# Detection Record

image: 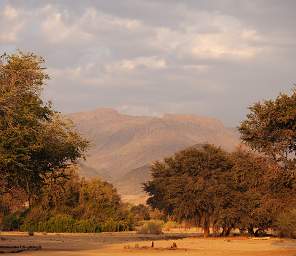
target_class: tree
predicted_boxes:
[145,144,296,237]
[0,52,88,206]
[239,88,296,170]
[218,149,277,236]
[130,204,150,224]
[21,169,132,233]
[144,144,233,237]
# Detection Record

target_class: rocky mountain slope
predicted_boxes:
[68,108,240,195]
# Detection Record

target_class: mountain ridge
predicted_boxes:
[68,108,240,196]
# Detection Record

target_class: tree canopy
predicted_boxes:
[18,169,132,233]
[0,52,88,205]
[144,144,296,236]
[239,88,296,169]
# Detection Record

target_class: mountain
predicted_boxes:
[115,164,151,195]
[68,108,240,197]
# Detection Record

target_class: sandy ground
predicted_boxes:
[1,232,296,256]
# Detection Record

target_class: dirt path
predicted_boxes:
[1,232,296,256]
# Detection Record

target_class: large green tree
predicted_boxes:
[0,52,88,205]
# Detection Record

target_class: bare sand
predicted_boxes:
[1,232,296,256]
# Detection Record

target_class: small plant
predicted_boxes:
[137,220,163,235]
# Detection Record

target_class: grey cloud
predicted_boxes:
[0,0,295,126]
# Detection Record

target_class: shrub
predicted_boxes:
[72,219,98,233]
[1,214,21,231]
[163,221,178,231]
[21,214,75,233]
[137,220,163,234]
[20,216,131,233]
[130,204,150,224]
[275,209,296,238]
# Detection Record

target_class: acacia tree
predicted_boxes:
[239,87,296,234]
[144,144,233,237]
[144,144,296,236]
[239,88,296,170]
[218,149,282,236]
[0,52,88,206]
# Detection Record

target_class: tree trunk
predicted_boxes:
[25,177,32,208]
[221,226,232,236]
[248,226,255,236]
[225,227,232,236]
[203,215,210,237]
[204,226,210,237]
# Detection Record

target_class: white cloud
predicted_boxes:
[0,5,24,43]
[151,11,264,61]
[3,5,18,19]
[40,5,93,44]
[105,56,167,73]
[40,6,142,44]
[190,33,260,60]
[80,8,141,31]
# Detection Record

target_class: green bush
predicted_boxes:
[20,215,131,233]
[21,214,75,233]
[1,214,21,231]
[275,209,296,238]
[137,220,163,234]
[72,219,99,233]
[101,219,130,232]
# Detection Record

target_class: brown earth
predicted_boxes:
[1,232,296,256]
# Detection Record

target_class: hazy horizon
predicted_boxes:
[1,0,295,126]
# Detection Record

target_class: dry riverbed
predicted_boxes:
[1,232,296,256]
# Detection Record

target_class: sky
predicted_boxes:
[0,0,295,126]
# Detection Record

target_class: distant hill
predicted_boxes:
[115,164,151,195]
[68,108,240,197]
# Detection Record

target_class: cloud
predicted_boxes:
[0,0,295,126]
[40,6,92,44]
[105,56,167,73]
[151,12,264,61]
[0,5,24,43]
[40,6,142,44]
[3,5,18,19]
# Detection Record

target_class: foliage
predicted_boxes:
[239,87,296,169]
[275,209,296,238]
[0,52,89,205]
[130,204,150,224]
[0,213,21,231]
[137,220,163,234]
[144,144,296,237]
[17,170,133,233]
[144,144,233,237]
[163,220,178,231]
